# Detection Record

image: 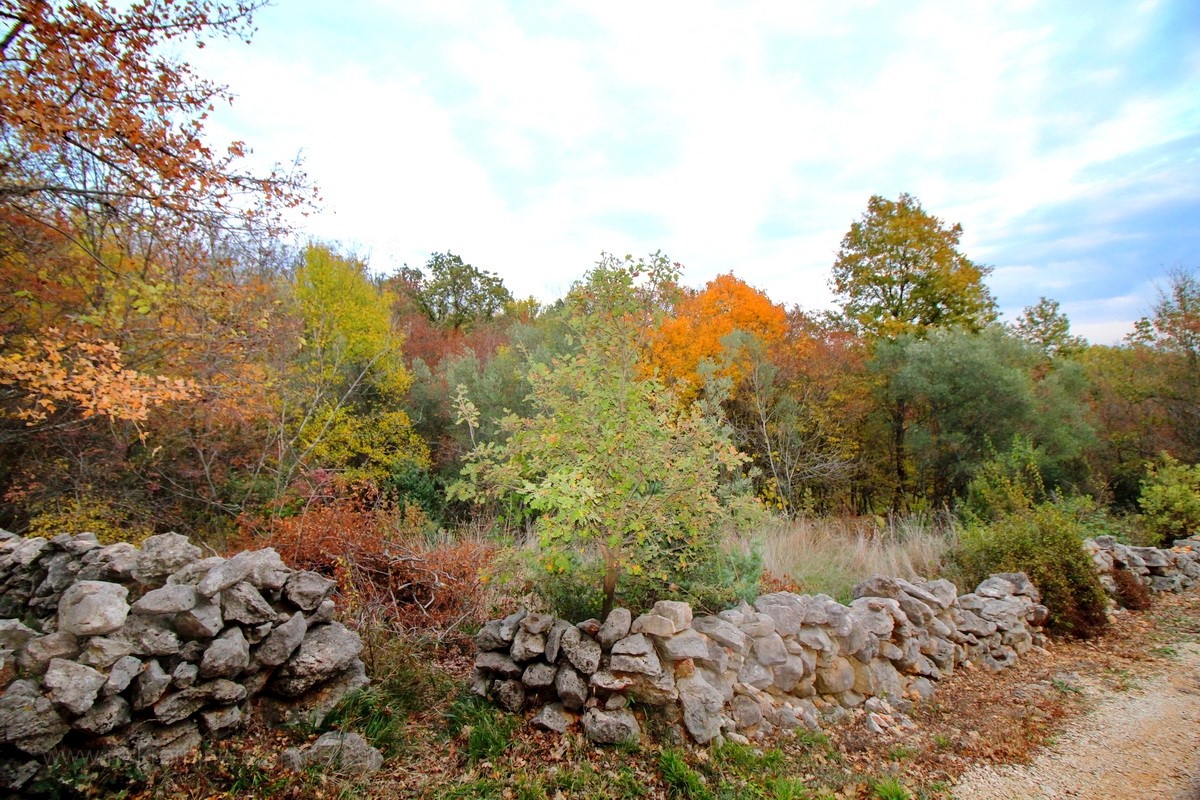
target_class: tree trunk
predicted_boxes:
[601,549,619,620]
[891,399,908,511]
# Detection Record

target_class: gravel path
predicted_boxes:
[953,642,1200,799]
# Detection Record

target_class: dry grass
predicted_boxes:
[753,513,959,601]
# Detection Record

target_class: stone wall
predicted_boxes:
[0,530,368,790]
[474,535,1200,746]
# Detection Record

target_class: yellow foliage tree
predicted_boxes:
[648,273,787,398]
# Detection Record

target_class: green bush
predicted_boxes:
[951,499,1109,638]
[960,436,1048,523]
[1138,455,1200,546]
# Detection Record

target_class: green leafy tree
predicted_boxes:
[831,193,996,340]
[1138,454,1200,545]
[452,255,755,617]
[409,252,513,331]
[1012,297,1085,358]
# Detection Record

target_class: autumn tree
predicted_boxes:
[0,0,305,242]
[832,194,996,507]
[831,194,996,340]
[400,252,514,332]
[649,272,786,398]
[1012,297,1085,358]
[452,255,756,617]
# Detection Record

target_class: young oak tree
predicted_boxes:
[451,254,756,617]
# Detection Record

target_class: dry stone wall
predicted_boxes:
[0,530,368,792]
[474,535,1200,746]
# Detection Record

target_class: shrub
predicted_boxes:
[25,494,152,546]
[236,488,495,637]
[1138,455,1200,546]
[960,436,1048,523]
[950,499,1109,638]
[1112,567,1152,611]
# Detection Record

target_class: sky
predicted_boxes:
[191,0,1200,344]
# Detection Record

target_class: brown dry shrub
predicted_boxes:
[235,489,495,639]
[1112,567,1152,611]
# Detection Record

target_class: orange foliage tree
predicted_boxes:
[648,273,787,398]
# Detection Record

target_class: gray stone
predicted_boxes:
[301,731,383,773]
[521,661,557,688]
[657,629,710,661]
[172,662,199,689]
[610,635,663,675]
[132,659,172,710]
[175,598,223,639]
[544,619,571,663]
[475,651,522,678]
[283,571,337,612]
[815,657,855,695]
[0,679,68,754]
[208,678,247,704]
[559,627,601,674]
[555,664,588,710]
[153,685,214,724]
[256,611,307,667]
[793,626,833,652]
[737,660,773,690]
[258,660,368,728]
[270,622,363,697]
[731,694,763,729]
[165,556,225,587]
[751,633,788,666]
[118,616,181,656]
[849,597,898,637]
[200,704,243,736]
[631,613,676,637]
[78,636,135,669]
[103,655,143,697]
[692,616,749,652]
[626,667,679,705]
[597,608,632,648]
[496,679,525,712]
[754,593,806,635]
[772,655,807,693]
[246,548,293,591]
[306,598,336,626]
[589,670,633,693]
[18,631,80,675]
[531,702,575,733]
[520,612,555,635]
[77,542,137,581]
[739,613,776,638]
[247,621,274,644]
[71,695,130,735]
[200,627,250,679]
[133,584,198,615]
[975,576,1018,599]
[510,628,546,661]
[474,620,508,652]
[497,609,527,643]
[221,582,275,625]
[0,620,36,652]
[133,533,202,584]
[43,658,106,715]
[677,674,724,743]
[581,707,640,744]
[197,552,256,597]
[58,580,129,636]
[650,600,692,633]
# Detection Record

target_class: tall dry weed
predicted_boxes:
[750,513,958,602]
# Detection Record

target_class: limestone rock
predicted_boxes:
[0,679,68,754]
[509,628,546,662]
[559,627,601,674]
[133,533,202,585]
[221,582,275,625]
[555,664,589,710]
[476,651,522,678]
[103,655,143,697]
[283,571,337,612]
[677,674,723,743]
[657,629,710,662]
[521,661,557,689]
[18,632,80,676]
[71,696,130,735]
[175,598,223,639]
[0,620,36,652]
[78,636,135,669]
[597,608,632,648]
[287,731,382,774]
[43,658,106,715]
[496,679,525,712]
[58,580,129,636]
[197,551,256,597]
[256,611,307,667]
[531,702,575,733]
[132,660,172,710]
[270,622,363,697]
[119,616,181,657]
[581,707,640,744]
[200,627,250,679]
[133,584,198,616]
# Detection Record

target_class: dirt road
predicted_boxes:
[953,641,1200,799]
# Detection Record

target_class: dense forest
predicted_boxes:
[1,1,1198,628]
